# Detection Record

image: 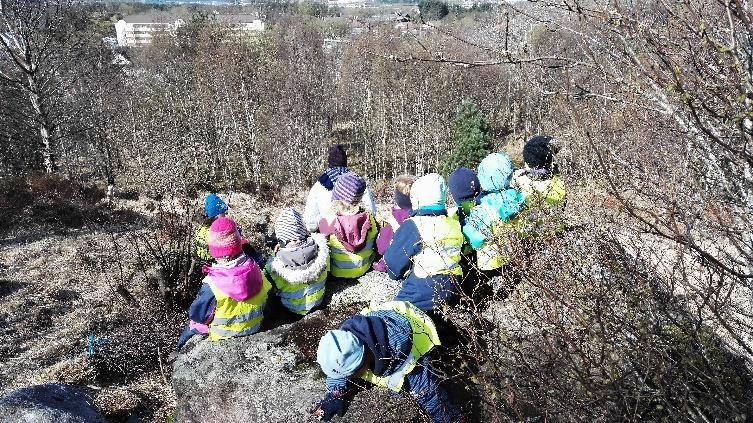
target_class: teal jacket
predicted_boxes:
[463,189,525,249]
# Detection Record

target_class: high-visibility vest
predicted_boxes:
[359,301,440,392]
[475,203,515,271]
[266,259,329,315]
[207,275,271,341]
[409,215,464,278]
[518,175,566,206]
[327,214,378,278]
[195,225,213,262]
[513,176,567,238]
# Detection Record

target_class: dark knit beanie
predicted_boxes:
[523,135,554,170]
[327,145,348,168]
[448,167,480,202]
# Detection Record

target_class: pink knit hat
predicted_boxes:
[207,217,243,259]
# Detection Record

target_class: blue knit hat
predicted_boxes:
[316,330,365,378]
[204,194,228,219]
[410,173,447,210]
[331,172,366,205]
[477,153,514,192]
[448,167,480,203]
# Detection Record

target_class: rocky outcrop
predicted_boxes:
[172,305,424,422]
[0,383,106,423]
[325,271,401,307]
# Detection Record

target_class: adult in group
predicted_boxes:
[303,144,376,232]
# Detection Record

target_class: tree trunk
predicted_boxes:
[27,75,55,173]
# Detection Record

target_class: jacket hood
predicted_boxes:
[270,234,330,284]
[409,173,447,210]
[322,211,372,253]
[479,189,525,221]
[391,207,411,224]
[206,255,262,301]
[478,153,514,192]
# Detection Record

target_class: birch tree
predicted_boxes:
[0,0,105,174]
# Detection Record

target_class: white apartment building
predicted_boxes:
[115,12,265,47]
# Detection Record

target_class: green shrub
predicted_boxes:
[440,100,491,176]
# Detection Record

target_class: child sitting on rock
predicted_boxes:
[194,193,227,264]
[318,172,378,279]
[304,145,377,232]
[177,217,271,349]
[463,153,525,272]
[385,174,464,312]
[511,136,567,239]
[265,208,329,315]
[373,175,415,273]
[312,300,462,423]
[447,167,481,249]
[512,135,567,208]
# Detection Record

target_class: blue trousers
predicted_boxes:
[403,355,460,423]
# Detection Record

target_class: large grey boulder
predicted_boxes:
[0,383,106,423]
[172,306,424,423]
[326,271,401,307]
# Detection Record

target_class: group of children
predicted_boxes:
[177,136,566,422]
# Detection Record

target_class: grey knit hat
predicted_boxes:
[331,172,366,205]
[275,208,308,243]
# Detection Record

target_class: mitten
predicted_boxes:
[317,391,346,421]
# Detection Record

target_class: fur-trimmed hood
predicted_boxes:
[269,233,329,285]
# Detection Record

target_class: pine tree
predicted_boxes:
[418,0,449,21]
[440,100,491,176]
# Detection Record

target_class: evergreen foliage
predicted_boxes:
[440,100,491,176]
[418,0,449,21]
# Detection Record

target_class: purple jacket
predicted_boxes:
[319,211,373,253]
[373,208,411,272]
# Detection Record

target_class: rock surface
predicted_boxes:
[172,306,425,422]
[0,383,106,423]
[326,271,401,307]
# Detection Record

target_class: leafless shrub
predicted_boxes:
[79,197,194,400]
[436,226,750,421]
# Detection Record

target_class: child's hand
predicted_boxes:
[309,391,345,421]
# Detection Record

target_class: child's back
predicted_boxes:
[319,172,378,279]
[373,175,415,272]
[194,193,229,263]
[387,174,464,311]
[463,153,525,271]
[266,208,329,315]
[204,253,271,340]
[512,135,567,237]
[512,135,566,206]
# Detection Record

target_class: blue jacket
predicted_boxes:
[325,310,459,423]
[463,189,525,249]
[384,209,460,311]
[188,283,216,324]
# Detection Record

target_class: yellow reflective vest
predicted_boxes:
[410,215,464,278]
[512,175,567,237]
[265,234,330,315]
[326,214,378,279]
[359,301,440,392]
[516,175,566,206]
[474,203,515,271]
[195,225,213,262]
[207,276,271,341]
